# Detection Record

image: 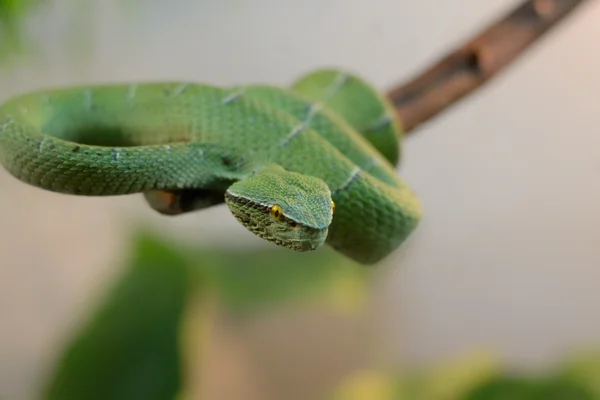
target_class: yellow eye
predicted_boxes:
[270,204,284,220]
[331,200,335,213]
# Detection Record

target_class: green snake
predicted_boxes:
[0,69,421,265]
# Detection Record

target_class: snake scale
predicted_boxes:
[0,69,421,265]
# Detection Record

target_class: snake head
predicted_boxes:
[225,164,334,252]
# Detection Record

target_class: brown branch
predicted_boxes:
[387,0,591,134]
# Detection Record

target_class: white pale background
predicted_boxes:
[1,0,600,399]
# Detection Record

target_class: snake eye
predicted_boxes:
[270,204,284,220]
[331,200,335,213]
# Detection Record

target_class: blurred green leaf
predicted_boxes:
[559,350,600,396]
[464,374,595,400]
[537,376,596,399]
[203,245,368,315]
[41,224,376,400]
[392,351,503,400]
[43,231,196,400]
[0,0,40,61]
[463,376,540,400]
[329,350,600,399]
[0,0,144,67]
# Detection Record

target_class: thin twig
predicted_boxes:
[387,0,591,134]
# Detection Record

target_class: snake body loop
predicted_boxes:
[0,69,421,264]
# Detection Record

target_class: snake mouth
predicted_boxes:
[236,213,328,252]
[272,232,328,252]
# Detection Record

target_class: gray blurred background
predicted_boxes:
[1,0,600,398]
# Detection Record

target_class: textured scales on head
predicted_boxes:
[224,164,334,252]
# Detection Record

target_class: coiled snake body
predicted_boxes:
[0,69,421,264]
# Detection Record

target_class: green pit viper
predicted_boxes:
[0,69,421,265]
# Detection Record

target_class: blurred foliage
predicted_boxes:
[0,0,138,67]
[559,351,600,394]
[42,228,600,399]
[0,0,40,60]
[42,228,369,399]
[44,232,197,400]
[205,243,368,315]
[332,350,600,399]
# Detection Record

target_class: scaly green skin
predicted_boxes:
[0,69,421,265]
